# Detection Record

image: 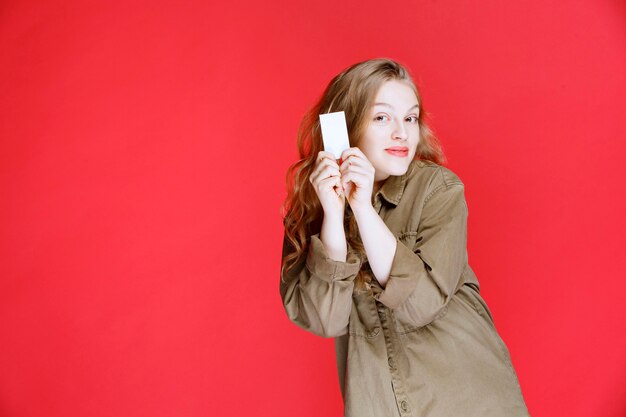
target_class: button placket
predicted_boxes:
[379,303,414,416]
[400,400,411,413]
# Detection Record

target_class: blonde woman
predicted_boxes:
[280,58,530,417]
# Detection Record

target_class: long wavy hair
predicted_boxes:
[280,58,445,288]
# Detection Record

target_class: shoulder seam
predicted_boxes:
[423,182,464,204]
[436,166,463,186]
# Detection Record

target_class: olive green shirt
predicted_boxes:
[280,159,530,416]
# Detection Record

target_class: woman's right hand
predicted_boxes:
[309,151,345,218]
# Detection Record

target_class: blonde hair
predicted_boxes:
[280,58,445,288]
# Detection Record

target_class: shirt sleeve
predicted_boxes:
[372,183,468,327]
[279,232,362,338]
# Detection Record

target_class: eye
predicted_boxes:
[406,116,418,123]
[374,114,390,123]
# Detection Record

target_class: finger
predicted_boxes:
[319,175,344,196]
[340,153,374,174]
[316,151,337,165]
[319,175,341,187]
[311,159,340,181]
[339,152,372,168]
[322,156,340,170]
[341,153,372,167]
[340,163,371,177]
[311,164,341,185]
[341,172,371,189]
[340,147,369,163]
[342,182,353,198]
[315,155,339,172]
[339,155,361,173]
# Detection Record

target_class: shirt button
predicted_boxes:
[367,327,380,337]
[388,357,395,369]
[400,400,410,412]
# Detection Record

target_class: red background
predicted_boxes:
[1,1,625,416]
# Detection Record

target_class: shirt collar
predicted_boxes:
[374,160,419,206]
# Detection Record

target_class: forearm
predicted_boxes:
[320,213,348,262]
[280,232,359,338]
[352,204,396,287]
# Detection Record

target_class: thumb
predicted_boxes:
[343,181,353,198]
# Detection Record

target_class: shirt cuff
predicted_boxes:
[305,234,362,283]
[373,236,422,309]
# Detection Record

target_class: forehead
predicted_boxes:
[373,80,418,107]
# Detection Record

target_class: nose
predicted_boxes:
[392,118,408,140]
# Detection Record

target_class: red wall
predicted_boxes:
[1,1,625,416]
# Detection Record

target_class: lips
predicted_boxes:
[385,147,409,157]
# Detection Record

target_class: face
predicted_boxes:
[358,80,420,186]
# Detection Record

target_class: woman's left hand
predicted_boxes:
[339,147,376,212]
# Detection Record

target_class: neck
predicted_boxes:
[373,180,384,195]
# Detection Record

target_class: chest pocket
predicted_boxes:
[349,288,381,339]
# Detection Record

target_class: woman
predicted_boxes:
[279,58,530,417]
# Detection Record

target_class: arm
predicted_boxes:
[279,222,361,338]
[368,183,469,327]
[279,150,360,337]
[337,146,397,286]
[351,204,397,287]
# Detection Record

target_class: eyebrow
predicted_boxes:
[372,102,420,112]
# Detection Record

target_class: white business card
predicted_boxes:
[319,111,350,160]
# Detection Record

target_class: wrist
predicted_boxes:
[320,215,348,263]
[322,210,344,225]
[350,203,376,219]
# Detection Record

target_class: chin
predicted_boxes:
[387,164,410,176]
